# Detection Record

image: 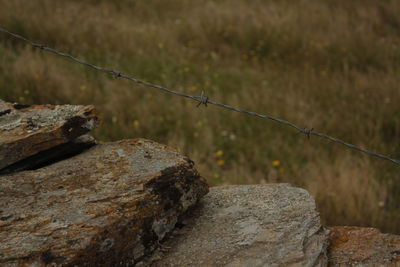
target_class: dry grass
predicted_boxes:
[1,0,399,233]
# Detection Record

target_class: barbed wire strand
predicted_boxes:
[1,26,399,165]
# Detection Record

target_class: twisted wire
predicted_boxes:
[1,26,399,165]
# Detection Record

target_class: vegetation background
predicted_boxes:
[0,0,399,233]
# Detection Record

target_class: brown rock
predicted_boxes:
[0,100,98,170]
[144,184,330,267]
[0,138,209,266]
[328,226,400,266]
[0,134,96,175]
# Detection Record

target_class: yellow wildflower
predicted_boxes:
[133,120,140,128]
[272,160,281,167]
[215,150,224,157]
[216,159,225,166]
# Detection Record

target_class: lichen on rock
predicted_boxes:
[0,100,98,170]
[0,139,209,266]
[328,226,400,266]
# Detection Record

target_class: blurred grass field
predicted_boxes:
[1,0,399,233]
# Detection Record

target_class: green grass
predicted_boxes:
[1,0,400,233]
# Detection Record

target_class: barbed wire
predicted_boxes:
[1,26,399,165]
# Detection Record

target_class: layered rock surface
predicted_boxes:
[144,184,330,267]
[0,139,209,266]
[328,226,400,266]
[0,100,98,170]
[3,100,398,267]
[0,134,96,175]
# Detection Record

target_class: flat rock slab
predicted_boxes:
[0,139,209,266]
[146,184,329,267]
[0,100,98,170]
[328,226,400,266]
[0,135,97,175]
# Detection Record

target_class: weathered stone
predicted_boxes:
[0,138,209,266]
[0,100,98,170]
[145,184,329,267]
[0,135,96,175]
[328,226,400,266]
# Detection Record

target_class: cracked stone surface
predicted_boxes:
[0,134,96,175]
[144,184,329,267]
[0,138,209,266]
[328,226,400,266]
[0,100,98,170]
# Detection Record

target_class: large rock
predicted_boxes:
[0,138,209,266]
[328,226,400,266]
[0,100,98,170]
[145,184,330,267]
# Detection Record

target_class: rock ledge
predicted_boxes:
[0,100,98,170]
[0,139,209,266]
[145,184,329,267]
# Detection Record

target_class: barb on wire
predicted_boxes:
[1,26,399,165]
[302,128,314,140]
[196,91,209,107]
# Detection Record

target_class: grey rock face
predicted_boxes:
[147,184,329,267]
[0,138,209,266]
[0,100,98,170]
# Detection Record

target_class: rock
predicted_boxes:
[0,138,209,266]
[328,226,400,266]
[145,184,330,267]
[0,100,98,170]
[0,135,96,175]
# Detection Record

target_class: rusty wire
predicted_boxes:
[1,26,399,165]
